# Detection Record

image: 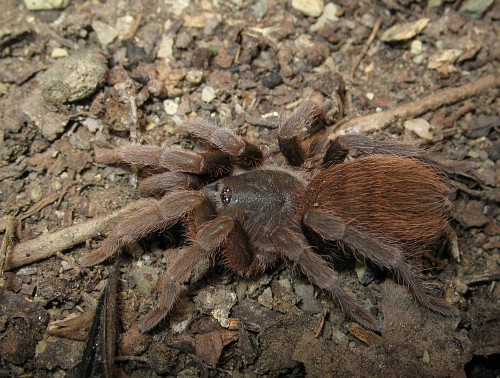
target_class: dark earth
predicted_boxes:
[0,0,499,376]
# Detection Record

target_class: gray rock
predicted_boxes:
[39,49,108,104]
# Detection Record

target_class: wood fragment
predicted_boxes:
[348,322,383,346]
[47,309,96,341]
[462,273,500,286]
[0,216,17,291]
[18,192,60,221]
[4,198,154,270]
[329,74,500,139]
[445,224,461,263]
[79,262,119,378]
[314,308,328,338]
[451,180,500,203]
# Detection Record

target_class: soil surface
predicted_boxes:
[1,0,499,377]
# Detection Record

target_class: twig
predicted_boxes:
[0,216,17,290]
[349,18,383,79]
[127,95,139,188]
[18,192,60,221]
[328,74,500,139]
[4,198,154,270]
[462,273,500,286]
[451,180,500,203]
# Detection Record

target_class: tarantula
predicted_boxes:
[80,100,458,333]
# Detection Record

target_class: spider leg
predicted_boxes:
[138,172,203,197]
[185,118,264,167]
[79,190,204,267]
[96,145,232,177]
[303,209,459,317]
[278,101,322,167]
[270,226,381,332]
[323,134,463,172]
[139,215,235,332]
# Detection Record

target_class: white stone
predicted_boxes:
[163,99,178,115]
[201,86,216,102]
[292,0,324,17]
[116,15,135,40]
[92,20,119,46]
[157,36,174,61]
[311,3,338,32]
[24,0,70,10]
[404,118,434,140]
[51,47,68,58]
[411,40,423,56]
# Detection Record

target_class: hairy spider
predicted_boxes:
[80,100,458,333]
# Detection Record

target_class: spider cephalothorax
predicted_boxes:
[80,100,458,333]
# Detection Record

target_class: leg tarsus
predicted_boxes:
[278,101,322,167]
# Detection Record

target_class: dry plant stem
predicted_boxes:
[451,180,500,203]
[349,18,383,79]
[4,198,154,270]
[0,216,17,288]
[19,192,60,221]
[330,74,500,138]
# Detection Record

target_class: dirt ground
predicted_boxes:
[1,0,499,377]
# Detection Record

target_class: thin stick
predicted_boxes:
[329,74,500,139]
[350,18,383,79]
[0,216,17,289]
[4,198,154,270]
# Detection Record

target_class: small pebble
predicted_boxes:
[24,0,70,10]
[292,0,324,17]
[261,72,283,89]
[115,14,135,40]
[39,49,108,104]
[311,3,338,32]
[423,350,431,364]
[459,0,494,18]
[404,118,434,140]
[201,86,216,102]
[257,287,273,309]
[163,99,178,115]
[92,20,119,46]
[17,267,38,276]
[51,48,68,58]
[186,70,203,85]
[410,40,423,56]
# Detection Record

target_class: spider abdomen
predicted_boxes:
[304,155,451,248]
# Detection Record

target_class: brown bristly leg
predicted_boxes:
[303,209,458,316]
[79,191,203,267]
[96,145,232,176]
[139,215,235,332]
[138,172,203,197]
[323,134,464,172]
[185,118,264,167]
[278,101,322,167]
[270,226,381,332]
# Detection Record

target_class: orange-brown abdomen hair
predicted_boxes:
[305,155,451,249]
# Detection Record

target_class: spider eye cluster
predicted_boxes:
[221,187,232,203]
